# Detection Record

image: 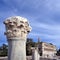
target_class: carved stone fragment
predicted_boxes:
[4,16,31,39]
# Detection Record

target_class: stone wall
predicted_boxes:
[0,56,58,60]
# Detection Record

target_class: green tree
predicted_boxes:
[56,49,60,56]
[0,44,8,57]
[26,38,37,56]
[26,38,33,55]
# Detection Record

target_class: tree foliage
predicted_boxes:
[26,38,37,56]
[0,44,8,57]
[56,49,60,56]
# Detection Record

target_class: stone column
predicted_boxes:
[4,16,31,60]
[32,47,40,60]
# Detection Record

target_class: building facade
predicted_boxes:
[38,42,57,58]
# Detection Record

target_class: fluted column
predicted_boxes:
[4,16,31,60]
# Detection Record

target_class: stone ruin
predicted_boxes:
[4,16,31,39]
[4,16,31,60]
[3,16,58,60]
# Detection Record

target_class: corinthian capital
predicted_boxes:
[4,16,31,39]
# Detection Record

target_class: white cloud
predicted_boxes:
[29,21,60,46]
[0,0,60,47]
[42,0,60,12]
[31,21,60,33]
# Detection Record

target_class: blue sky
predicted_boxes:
[0,0,60,48]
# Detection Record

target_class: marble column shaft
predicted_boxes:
[8,38,26,60]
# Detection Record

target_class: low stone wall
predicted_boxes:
[0,56,59,60]
[0,57,8,60]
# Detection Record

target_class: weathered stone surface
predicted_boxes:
[4,16,31,39]
[8,38,26,60]
[32,47,40,60]
[4,16,31,60]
